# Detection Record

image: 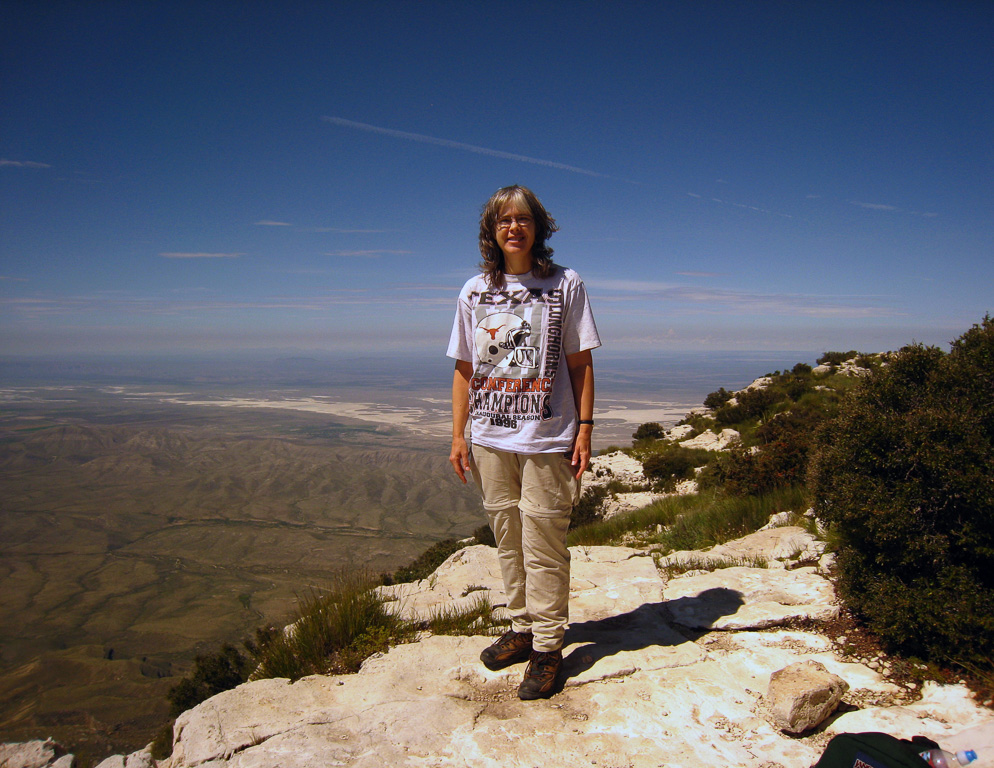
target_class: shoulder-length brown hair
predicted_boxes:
[478,185,559,289]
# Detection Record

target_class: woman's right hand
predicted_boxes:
[450,436,471,483]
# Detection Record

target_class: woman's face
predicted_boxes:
[495,200,536,266]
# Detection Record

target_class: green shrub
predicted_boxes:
[473,523,496,547]
[251,571,411,680]
[567,485,806,551]
[809,317,994,671]
[704,387,733,410]
[390,538,464,584]
[166,643,252,717]
[714,386,778,426]
[641,445,711,491]
[572,484,609,528]
[632,422,665,441]
[817,350,859,366]
[422,593,508,636]
[706,406,823,496]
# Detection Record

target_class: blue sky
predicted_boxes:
[2,0,991,358]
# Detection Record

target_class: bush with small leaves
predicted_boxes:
[714,386,778,426]
[704,387,733,410]
[632,422,665,441]
[390,538,464,584]
[641,445,711,492]
[572,485,609,528]
[708,411,812,496]
[809,317,994,672]
[473,523,496,547]
[166,643,252,718]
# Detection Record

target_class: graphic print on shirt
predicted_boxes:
[469,287,564,429]
[474,312,539,370]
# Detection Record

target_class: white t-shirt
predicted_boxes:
[446,266,601,454]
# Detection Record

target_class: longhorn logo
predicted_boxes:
[475,312,538,369]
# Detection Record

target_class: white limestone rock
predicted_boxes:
[658,526,824,572]
[154,526,993,768]
[663,566,838,629]
[828,681,994,746]
[0,740,68,768]
[600,490,660,519]
[93,750,155,768]
[679,428,740,451]
[376,544,506,623]
[744,376,774,391]
[587,450,646,485]
[947,723,994,768]
[767,659,850,734]
[93,757,125,768]
[666,423,696,440]
[812,357,873,378]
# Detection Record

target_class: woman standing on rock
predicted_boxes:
[447,185,601,699]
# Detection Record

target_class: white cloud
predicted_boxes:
[324,250,411,258]
[0,159,51,169]
[322,116,613,179]
[159,252,244,259]
[588,279,899,319]
[254,220,292,226]
[307,227,390,234]
[850,201,900,211]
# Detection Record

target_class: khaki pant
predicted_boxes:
[470,444,579,652]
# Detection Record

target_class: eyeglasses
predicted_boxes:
[496,215,534,230]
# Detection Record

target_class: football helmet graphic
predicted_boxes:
[475,312,538,368]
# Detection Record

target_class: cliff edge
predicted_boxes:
[154,532,992,768]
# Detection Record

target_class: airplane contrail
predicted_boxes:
[322,116,612,179]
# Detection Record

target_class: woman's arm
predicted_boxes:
[449,359,473,483]
[566,349,594,479]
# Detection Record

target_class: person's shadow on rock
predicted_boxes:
[548,588,745,694]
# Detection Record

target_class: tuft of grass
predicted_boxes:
[568,485,807,554]
[568,492,703,547]
[659,553,768,577]
[250,569,413,681]
[422,593,509,637]
[656,486,807,553]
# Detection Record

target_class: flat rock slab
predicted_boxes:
[828,682,994,745]
[663,566,838,629]
[157,531,994,768]
[378,545,663,625]
[166,636,818,768]
[660,526,823,569]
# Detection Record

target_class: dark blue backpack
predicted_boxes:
[814,732,939,768]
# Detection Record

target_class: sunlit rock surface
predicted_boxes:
[154,531,993,768]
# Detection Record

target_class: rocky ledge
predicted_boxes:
[156,527,991,768]
[8,526,993,768]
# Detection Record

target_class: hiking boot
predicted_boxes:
[480,630,533,671]
[517,649,562,700]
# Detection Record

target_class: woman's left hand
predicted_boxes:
[571,425,593,478]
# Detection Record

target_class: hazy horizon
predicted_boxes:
[2,348,829,448]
